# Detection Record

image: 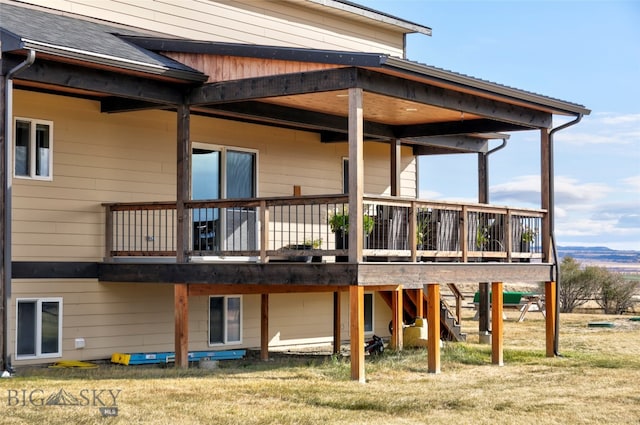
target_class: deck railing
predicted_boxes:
[103,195,544,263]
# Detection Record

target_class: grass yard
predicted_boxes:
[2,311,640,425]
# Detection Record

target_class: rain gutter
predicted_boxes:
[548,113,583,356]
[2,49,36,373]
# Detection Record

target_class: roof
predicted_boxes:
[0,2,206,82]
[300,0,432,36]
[121,35,590,117]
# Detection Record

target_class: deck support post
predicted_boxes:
[478,282,491,344]
[261,294,269,361]
[391,286,403,351]
[333,291,341,355]
[545,281,557,357]
[348,87,364,263]
[415,288,424,318]
[349,285,365,383]
[426,283,440,373]
[491,281,504,366]
[174,283,189,368]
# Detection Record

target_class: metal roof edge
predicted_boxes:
[119,35,388,67]
[304,0,432,36]
[384,57,591,116]
[16,38,207,82]
[0,28,25,52]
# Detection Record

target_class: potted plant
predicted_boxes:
[329,209,374,251]
[519,227,537,253]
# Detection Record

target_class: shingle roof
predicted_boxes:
[0,3,206,81]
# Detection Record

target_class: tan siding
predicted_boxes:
[5,0,404,56]
[9,282,367,364]
[13,90,417,261]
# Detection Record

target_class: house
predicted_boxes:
[0,0,589,381]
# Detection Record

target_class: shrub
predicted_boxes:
[595,270,639,314]
[559,256,598,313]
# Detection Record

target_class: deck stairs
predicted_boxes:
[379,285,466,342]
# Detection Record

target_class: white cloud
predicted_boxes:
[555,112,640,146]
[622,175,640,191]
[490,175,610,207]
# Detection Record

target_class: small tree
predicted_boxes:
[595,269,639,314]
[558,256,598,313]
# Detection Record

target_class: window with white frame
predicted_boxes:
[209,295,242,345]
[14,118,53,180]
[364,293,374,333]
[16,298,62,359]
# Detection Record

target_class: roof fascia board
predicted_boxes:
[2,54,183,105]
[383,57,591,116]
[120,35,386,67]
[304,0,432,36]
[14,38,206,82]
[0,28,25,52]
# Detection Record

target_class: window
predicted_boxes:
[209,295,242,345]
[16,298,62,359]
[364,293,374,333]
[14,118,53,180]
[191,144,258,252]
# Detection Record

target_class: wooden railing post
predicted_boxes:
[410,201,417,262]
[260,200,269,263]
[506,209,513,262]
[104,205,113,262]
[461,206,469,262]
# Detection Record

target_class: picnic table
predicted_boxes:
[473,291,545,322]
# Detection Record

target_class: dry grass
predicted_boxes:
[2,311,640,425]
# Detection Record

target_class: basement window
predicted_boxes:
[209,295,242,345]
[16,298,62,359]
[14,118,53,180]
[364,293,374,334]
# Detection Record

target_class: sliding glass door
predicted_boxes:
[191,144,257,253]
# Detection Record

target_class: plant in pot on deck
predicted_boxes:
[329,209,374,259]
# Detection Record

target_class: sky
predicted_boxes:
[357,0,640,251]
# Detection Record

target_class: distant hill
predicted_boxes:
[558,246,640,264]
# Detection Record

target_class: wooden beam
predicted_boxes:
[176,103,191,263]
[540,128,552,262]
[391,287,403,351]
[412,135,489,154]
[414,288,424,318]
[390,139,401,196]
[350,285,365,383]
[188,67,359,106]
[202,101,394,139]
[261,294,269,361]
[188,284,345,296]
[491,281,504,366]
[333,292,341,355]
[358,69,552,129]
[397,119,529,139]
[174,283,189,368]
[348,87,364,263]
[545,281,557,357]
[4,55,183,104]
[478,153,488,204]
[100,262,357,285]
[426,283,440,373]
